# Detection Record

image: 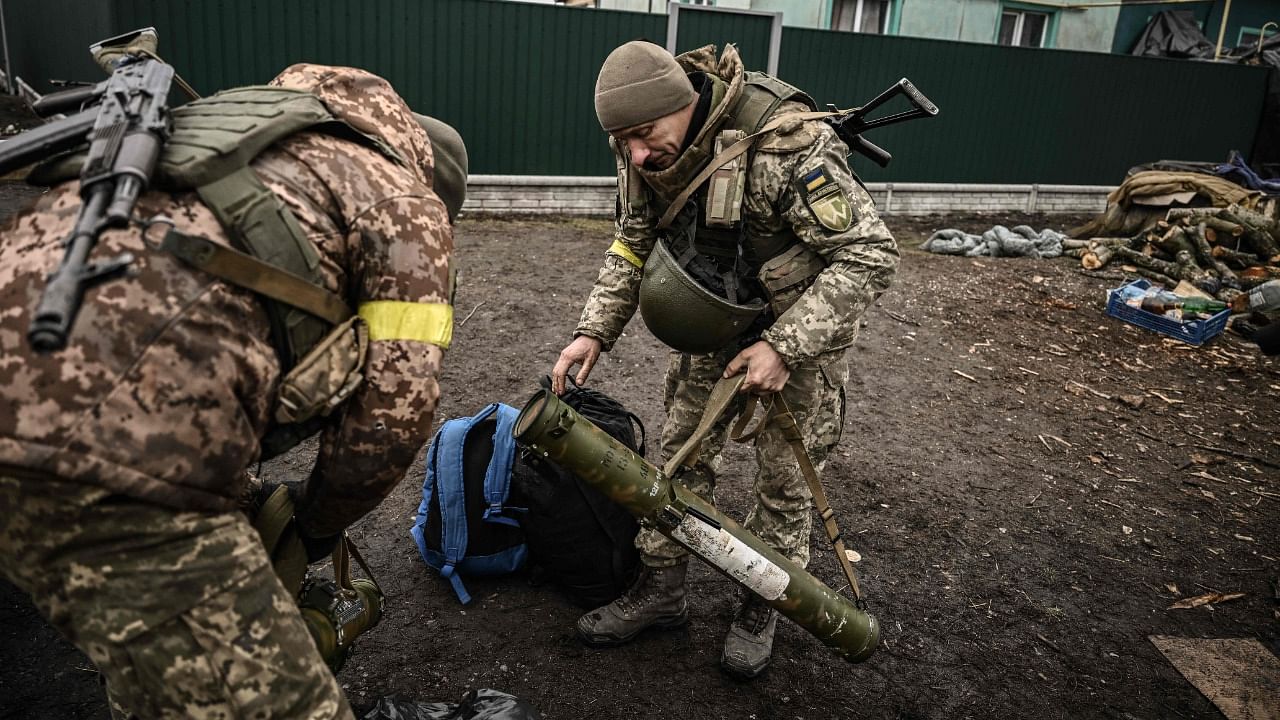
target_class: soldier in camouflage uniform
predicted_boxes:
[0,64,462,719]
[552,41,898,678]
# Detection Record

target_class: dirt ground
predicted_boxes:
[1,191,1278,720]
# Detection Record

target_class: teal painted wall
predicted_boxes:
[899,0,1119,52]
[3,0,1269,184]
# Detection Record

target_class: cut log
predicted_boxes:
[1226,204,1279,235]
[1188,222,1239,289]
[1219,206,1280,258]
[1172,250,1220,294]
[1115,246,1183,276]
[1082,242,1116,270]
[1153,226,1194,258]
[1201,216,1246,240]
[1062,248,1089,259]
[1061,239,1091,250]
[1166,207,1225,223]
[1211,244,1261,268]
[1132,267,1178,287]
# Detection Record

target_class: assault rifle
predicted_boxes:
[826,78,939,168]
[0,44,175,352]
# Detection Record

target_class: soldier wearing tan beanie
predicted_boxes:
[594,40,698,133]
[555,42,899,681]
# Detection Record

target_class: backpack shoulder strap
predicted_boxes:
[482,404,522,527]
[430,411,494,604]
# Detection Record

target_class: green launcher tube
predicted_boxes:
[514,389,878,663]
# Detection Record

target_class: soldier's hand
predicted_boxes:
[552,335,603,395]
[725,341,790,395]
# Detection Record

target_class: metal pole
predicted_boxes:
[1214,0,1232,60]
[0,0,13,95]
[766,11,782,75]
[666,2,680,55]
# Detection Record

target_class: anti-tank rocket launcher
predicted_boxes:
[514,389,880,664]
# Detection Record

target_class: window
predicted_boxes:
[832,0,892,35]
[998,8,1051,48]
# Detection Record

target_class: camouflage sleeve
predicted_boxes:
[296,193,452,538]
[760,124,899,366]
[573,152,661,351]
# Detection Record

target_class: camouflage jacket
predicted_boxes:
[574,46,899,368]
[0,65,452,537]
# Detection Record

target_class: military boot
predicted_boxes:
[576,562,688,647]
[721,594,778,679]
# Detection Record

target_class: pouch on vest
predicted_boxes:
[758,242,828,317]
[508,377,644,608]
[411,403,527,605]
[705,129,747,228]
[275,315,369,425]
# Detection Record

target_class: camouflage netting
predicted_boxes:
[920,226,1066,258]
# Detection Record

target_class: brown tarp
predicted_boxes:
[1071,171,1261,238]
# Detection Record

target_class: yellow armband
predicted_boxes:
[608,239,644,269]
[357,301,453,349]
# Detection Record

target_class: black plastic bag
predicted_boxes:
[362,689,540,720]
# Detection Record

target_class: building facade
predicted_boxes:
[580,0,1276,55]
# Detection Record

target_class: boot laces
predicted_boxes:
[618,569,662,612]
[737,598,774,634]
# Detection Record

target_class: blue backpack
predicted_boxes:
[411,403,527,604]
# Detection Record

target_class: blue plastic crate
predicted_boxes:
[1105,279,1230,346]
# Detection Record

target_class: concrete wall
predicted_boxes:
[461,175,1111,217]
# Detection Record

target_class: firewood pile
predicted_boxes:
[1065,203,1280,303]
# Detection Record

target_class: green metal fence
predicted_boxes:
[4,0,1270,184]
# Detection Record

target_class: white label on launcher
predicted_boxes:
[671,513,789,600]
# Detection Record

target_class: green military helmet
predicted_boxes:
[639,237,766,355]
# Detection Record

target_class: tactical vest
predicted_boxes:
[32,87,409,456]
[632,73,823,354]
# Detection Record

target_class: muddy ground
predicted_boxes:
[1,192,1277,720]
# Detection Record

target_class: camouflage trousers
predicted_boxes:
[0,472,353,720]
[637,348,848,569]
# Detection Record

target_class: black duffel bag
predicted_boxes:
[509,377,644,608]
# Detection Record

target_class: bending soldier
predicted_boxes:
[552,41,898,678]
[0,63,466,719]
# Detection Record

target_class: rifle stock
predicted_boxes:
[826,77,939,168]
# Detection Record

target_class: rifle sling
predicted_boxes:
[666,374,864,603]
[769,393,863,603]
[160,228,351,325]
[656,110,838,231]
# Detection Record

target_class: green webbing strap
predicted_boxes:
[160,229,351,325]
[196,167,320,278]
[664,374,865,603]
[195,166,331,367]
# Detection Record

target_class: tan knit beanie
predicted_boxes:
[594,41,697,132]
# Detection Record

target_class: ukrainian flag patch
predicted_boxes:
[796,164,856,233]
[803,166,831,193]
